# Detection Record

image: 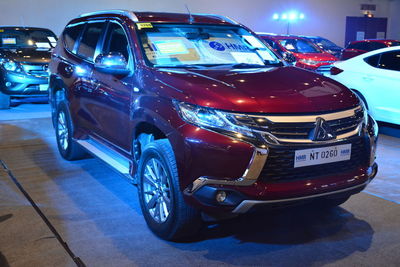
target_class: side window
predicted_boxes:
[378,51,400,71]
[63,23,85,52]
[77,22,105,61]
[364,54,380,67]
[355,42,369,51]
[368,42,386,51]
[103,22,130,61]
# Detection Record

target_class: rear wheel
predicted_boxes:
[137,139,202,241]
[0,92,10,109]
[55,102,86,160]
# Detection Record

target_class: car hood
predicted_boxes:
[294,52,338,61]
[0,48,51,64]
[153,66,358,113]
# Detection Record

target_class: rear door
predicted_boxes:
[89,20,136,151]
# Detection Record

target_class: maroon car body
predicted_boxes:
[341,39,400,60]
[49,10,378,240]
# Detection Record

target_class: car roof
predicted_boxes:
[256,33,307,40]
[349,39,399,45]
[0,26,54,32]
[74,9,238,25]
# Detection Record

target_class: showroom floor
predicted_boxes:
[0,103,399,267]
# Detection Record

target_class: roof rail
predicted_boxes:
[79,9,138,22]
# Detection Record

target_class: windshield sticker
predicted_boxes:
[47,36,57,43]
[2,38,16,45]
[231,52,264,65]
[209,41,226,51]
[243,35,264,48]
[35,42,51,48]
[257,50,274,61]
[137,23,153,30]
[284,43,295,50]
[153,40,188,55]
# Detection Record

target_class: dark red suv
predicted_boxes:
[49,10,378,241]
[341,39,400,60]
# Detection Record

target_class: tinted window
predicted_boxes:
[388,41,400,47]
[378,51,400,71]
[368,42,386,51]
[64,23,85,52]
[279,39,320,53]
[77,22,105,60]
[103,22,129,60]
[364,54,380,67]
[0,28,57,49]
[348,42,367,50]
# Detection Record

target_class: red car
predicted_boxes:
[258,33,338,73]
[341,39,400,60]
[49,10,378,240]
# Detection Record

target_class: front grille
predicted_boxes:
[232,106,363,143]
[259,137,368,183]
[21,63,49,77]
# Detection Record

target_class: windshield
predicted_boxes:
[279,38,321,53]
[312,38,339,49]
[0,28,57,49]
[137,23,281,68]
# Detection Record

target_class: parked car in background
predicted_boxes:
[341,39,400,60]
[258,33,338,74]
[50,10,378,241]
[0,27,57,109]
[297,35,343,58]
[327,46,400,125]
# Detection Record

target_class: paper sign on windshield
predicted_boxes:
[2,38,16,45]
[231,52,264,65]
[154,40,188,55]
[257,50,274,61]
[243,35,264,48]
[35,42,51,48]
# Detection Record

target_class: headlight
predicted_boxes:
[299,58,320,65]
[1,59,22,72]
[174,101,255,138]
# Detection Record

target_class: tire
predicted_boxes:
[0,91,10,109]
[55,102,86,160]
[137,139,202,241]
[319,196,350,208]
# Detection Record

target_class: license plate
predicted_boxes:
[294,144,352,168]
[39,84,48,91]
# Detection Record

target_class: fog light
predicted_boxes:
[5,82,11,87]
[216,191,227,203]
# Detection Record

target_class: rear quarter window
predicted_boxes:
[63,23,85,52]
[364,54,380,67]
[378,51,400,71]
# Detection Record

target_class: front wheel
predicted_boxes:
[55,102,86,160]
[137,139,202,241]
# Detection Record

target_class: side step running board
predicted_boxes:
[77,138,131,176]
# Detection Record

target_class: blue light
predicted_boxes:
[75,66,87,75]
[272,13,279,20]
[288,12,298,21]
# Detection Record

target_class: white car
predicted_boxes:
[327,46,400,125]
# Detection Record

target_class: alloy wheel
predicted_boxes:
[142,158,172,223]
[57,111,69,151]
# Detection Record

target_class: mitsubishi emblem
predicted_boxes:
[310,117,336,141]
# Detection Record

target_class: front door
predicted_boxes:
[90,21,137,151]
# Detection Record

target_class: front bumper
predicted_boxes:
[178,113,379,214]
[0,70,49,97]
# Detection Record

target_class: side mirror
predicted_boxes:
[282,52,297,64]
[94,52,130,75]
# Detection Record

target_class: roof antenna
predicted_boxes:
[185,4,194,23]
